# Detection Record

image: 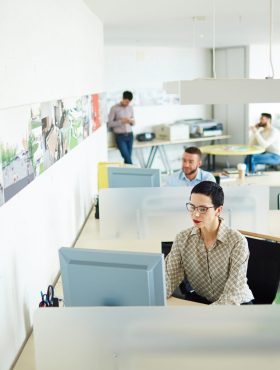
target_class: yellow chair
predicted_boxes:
[97,162,124,191]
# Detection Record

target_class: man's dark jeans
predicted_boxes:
[115,132,133,164]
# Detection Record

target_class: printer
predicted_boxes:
[174,118,223,138]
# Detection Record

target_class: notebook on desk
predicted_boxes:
[223,167,238,174]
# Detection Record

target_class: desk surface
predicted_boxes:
[167,296,205,306]
[109,134,231,150]
[220,171,280,186]
[200,144,265,156]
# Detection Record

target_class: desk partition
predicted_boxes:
[99,185,269,239]
[100,187,191,239]
[34,306,280,370]
[223,185,269,234]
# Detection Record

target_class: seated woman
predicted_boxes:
[165,181,254,305]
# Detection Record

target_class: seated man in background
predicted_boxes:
[245,113,280,173]
[166,146,215,186]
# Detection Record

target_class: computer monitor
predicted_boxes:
[59,247,166,306]
[107,167,160,188]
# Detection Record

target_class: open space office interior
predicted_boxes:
[1,1,280,369]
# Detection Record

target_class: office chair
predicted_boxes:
[162,237,280,304]
[246,236,280,304]
[161,241,192,300]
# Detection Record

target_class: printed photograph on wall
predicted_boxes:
[91,94,101,131]
[91,93,107,131]
[99,92,108,126]
[0,107,35,203]
[0,92,103,207]
[60,96,90,150]
[29,104,44,176]
[41,96,92,170]
[0,159,4,207]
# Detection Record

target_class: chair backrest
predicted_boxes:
[246,236,280,304]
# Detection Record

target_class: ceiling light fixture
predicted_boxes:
[163,0,280,104]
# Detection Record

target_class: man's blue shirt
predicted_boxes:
[166,168,216,187]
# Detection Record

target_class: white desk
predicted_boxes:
[109,134,230,173]
[220,171,280,211]
[167,296,205,306]
[220,171,280,187]
[200,144,264,171]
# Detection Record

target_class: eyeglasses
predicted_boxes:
[186,202,214,214]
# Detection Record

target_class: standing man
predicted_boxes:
[166,147,216,186]
[245,113,280,173]
[108,91,135,164]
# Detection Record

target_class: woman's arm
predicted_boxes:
[165,234,185,298]
[212,236,251,305]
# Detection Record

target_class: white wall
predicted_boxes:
[248,45,280,129]
[0,0,104,109]
[0,127,107,370]
[213,47,248,167]
[105,46,212,170]
[248,45,280,79]
[105,46,211,90]
[105,46,212,133]
[0,1,106,369]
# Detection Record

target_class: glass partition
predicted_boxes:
[34,306,280,370]
[223,185,269,234]
[99,185,269,239]
[99,187,191,240]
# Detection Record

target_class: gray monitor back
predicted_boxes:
[59,247,166,306]
[107,167,160,188]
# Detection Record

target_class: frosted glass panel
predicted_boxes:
[223,185,269,234]
[99,187,191,240]
[100,185,269,239]
[34,306,280,370]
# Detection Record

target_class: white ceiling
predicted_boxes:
[84,0,280,47]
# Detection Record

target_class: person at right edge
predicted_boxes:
[108,91,135,164]
[165,181,254,305]
[244,113,280,173]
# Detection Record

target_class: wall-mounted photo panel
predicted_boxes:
[0,92,102,207]
[0,106,34,202]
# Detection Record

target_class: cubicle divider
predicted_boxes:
[34,306,280,370]
[99,185,269,240]
[100,187,191,240]
[223,185,269,233]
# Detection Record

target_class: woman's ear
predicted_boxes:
[216,205,223,216]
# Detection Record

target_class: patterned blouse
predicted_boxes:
[165,221,254,305]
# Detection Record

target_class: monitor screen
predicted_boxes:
[59,247,166,306]
[107,167,160,188]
